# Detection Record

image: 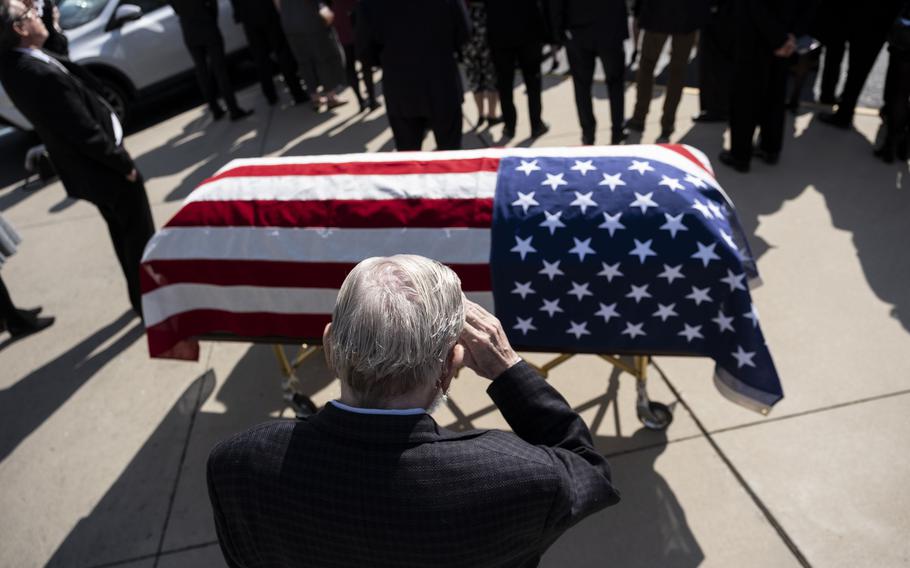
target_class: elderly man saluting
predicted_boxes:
[207,254,620,567]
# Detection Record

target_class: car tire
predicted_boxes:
[97,78,130,126]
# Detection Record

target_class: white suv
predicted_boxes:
[0,0,247,130]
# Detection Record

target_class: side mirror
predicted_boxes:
[108,3,143,30]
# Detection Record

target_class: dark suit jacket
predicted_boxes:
[484,0,550,49]
[733,0,812,61]
[355,0,469,118]
[633,0,709,34]
[168,0,223,43]
[207,362,620,568]
[548,0,628,44]
[0,49,135,204]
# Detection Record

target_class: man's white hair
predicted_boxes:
[328,255,465,406]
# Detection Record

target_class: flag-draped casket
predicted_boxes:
[140,145,783,413]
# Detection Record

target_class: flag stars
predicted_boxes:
[513,317,537,335]
[567,281,593,301]
[658,175,684,191]
[712,309,735,333]
[626,283,652,303]
[540,298,563,317]
[708,201,724,219]
[692,199,714,219]
[511,235,537,260]
[570,191,598,214]
[539,259,565,281]
[653,303,678,322]
[597,261,624,282]
[541,172,568,191]
[678,323,704,342]
[630,191,659,214]
[628,160,654,175]
[511,281,536,299]
[598,172,626,191]
[511,191,539,214]
[629,238,657,263]
[660,212,688,238]
[595,302,620,323]
[684,173,707,188]
[539,210,566,235]
[598,211,626,236]
[720,269,747,292]
[744,304,760,328]
[732,346,757,368]
[720,229,737,250]
[571,160,597,176]
[686,285,713,306]
[692,241,721,267]
[658,263,685,284]
[515,159,541,176]
[621,321,647,339]
[569,237,596,261]
[566,321,591,339]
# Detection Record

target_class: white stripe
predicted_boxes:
[141,226,491,264]
[142,283,493,327]
[186,172,498,203]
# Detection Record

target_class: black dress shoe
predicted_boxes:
[873,144,895,163]
[265,94,278,106]
[368,100,381,111]
[752,147,780,165]
[692,111,727,123]
[611,129,627,145]
[502,126,515,139]
[486,115,503,126]
[624,118,644,132]
[229,108,254,121]
[530,122,550,138]
[20,307,43,317]
[818,94,837,105]
[718,150,750,173]
[818,111,851,129]
[7,314,55,339]
[211,105,226,121]
[292,92,311,105]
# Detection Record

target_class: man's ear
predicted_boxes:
[440,343,463,393]
[322,322,333,371]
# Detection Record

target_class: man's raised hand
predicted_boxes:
[458,299,521,380]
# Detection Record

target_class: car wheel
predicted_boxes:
[97,79,129,126]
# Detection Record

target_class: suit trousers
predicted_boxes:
[565,33,625,143]
[491,43,544,131]
[343,43,376,106]
[632,30,697,133]
[387,109,462,151]
[242,19,306,103]
[729,54,789,162]
[185,32,242,113]
[93,176,155,317]
[820,40,846,101]
[0,275,19,323]
[697,19,733,117]
[835,35,888,118]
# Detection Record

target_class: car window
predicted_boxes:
[58,0,110,29]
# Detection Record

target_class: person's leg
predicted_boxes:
[204,31,247,115]
[630,30,667,126]
[757,57,789,158]
[565,34,597,144]
[343,43,365,108]
[517,42,544,130]
[388,114,427,151]
[819,40,845,102]
[727,57,765,165]
[185,42,220,114]
[0,275,52,335]
[660,31,697,136]
[835,35,887,120]
[244,22,278,104]
[360,56,377,106]
[269,18,307,102]
[287,34,321,101]
[492,46,517,135]
[431,105,463,150]
[0,274,18,322]
[486,90,500,120]
[598,39,627,143]
[472,91,485,126]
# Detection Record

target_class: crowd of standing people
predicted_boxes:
[0,0,909,338]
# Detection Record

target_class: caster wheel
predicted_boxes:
[291,393,318,417]
[638,401,673,430]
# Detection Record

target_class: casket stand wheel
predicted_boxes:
[273,344,320,418]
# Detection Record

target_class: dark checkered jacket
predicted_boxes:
[207,361,620,567]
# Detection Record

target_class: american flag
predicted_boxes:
[140,145,782,413]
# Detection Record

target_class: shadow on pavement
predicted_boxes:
[0,311,140,465]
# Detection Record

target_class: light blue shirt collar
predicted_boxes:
[329,400,426,416]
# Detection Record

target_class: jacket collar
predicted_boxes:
[304,402,481,445]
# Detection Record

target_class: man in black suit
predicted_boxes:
[485,0,550,140]
[693,0,734,122]
[550,0,628,145]
[356,0,469,151]
[0,0,154,316]
[718,0,810,173]
[168,0,252,120]
[208,255,620,567]
[230,0,307,106]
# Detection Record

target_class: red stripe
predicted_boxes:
[140,260,492,293]
[147,310,329,358]
[658,144,714,176]
[202,158,502,186]
[165,198,493,229]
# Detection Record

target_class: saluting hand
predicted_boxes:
[458,299,521,381]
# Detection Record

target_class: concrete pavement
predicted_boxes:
[1,71,908,568]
